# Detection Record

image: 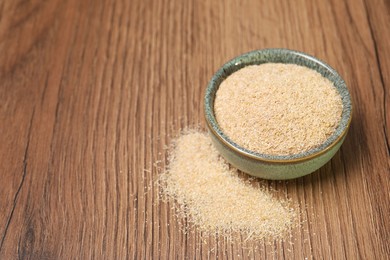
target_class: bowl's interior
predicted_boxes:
[205,48,352,161]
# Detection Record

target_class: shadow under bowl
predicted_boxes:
[204,48,352,180]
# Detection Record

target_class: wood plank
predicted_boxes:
[0,0,388,258]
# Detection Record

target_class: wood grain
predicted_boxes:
[0,0,389,259]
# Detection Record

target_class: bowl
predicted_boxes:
[204,49,352,180]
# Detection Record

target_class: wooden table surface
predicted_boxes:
[0,0,389,259]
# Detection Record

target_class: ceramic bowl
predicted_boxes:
[204,49,352,180]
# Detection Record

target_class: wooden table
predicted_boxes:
[0,0,389,259]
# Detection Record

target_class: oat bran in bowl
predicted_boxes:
[204,49,352,180]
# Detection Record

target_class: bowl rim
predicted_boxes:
[204,48,353,164]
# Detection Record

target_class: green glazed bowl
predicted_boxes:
[204,49,352,180]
